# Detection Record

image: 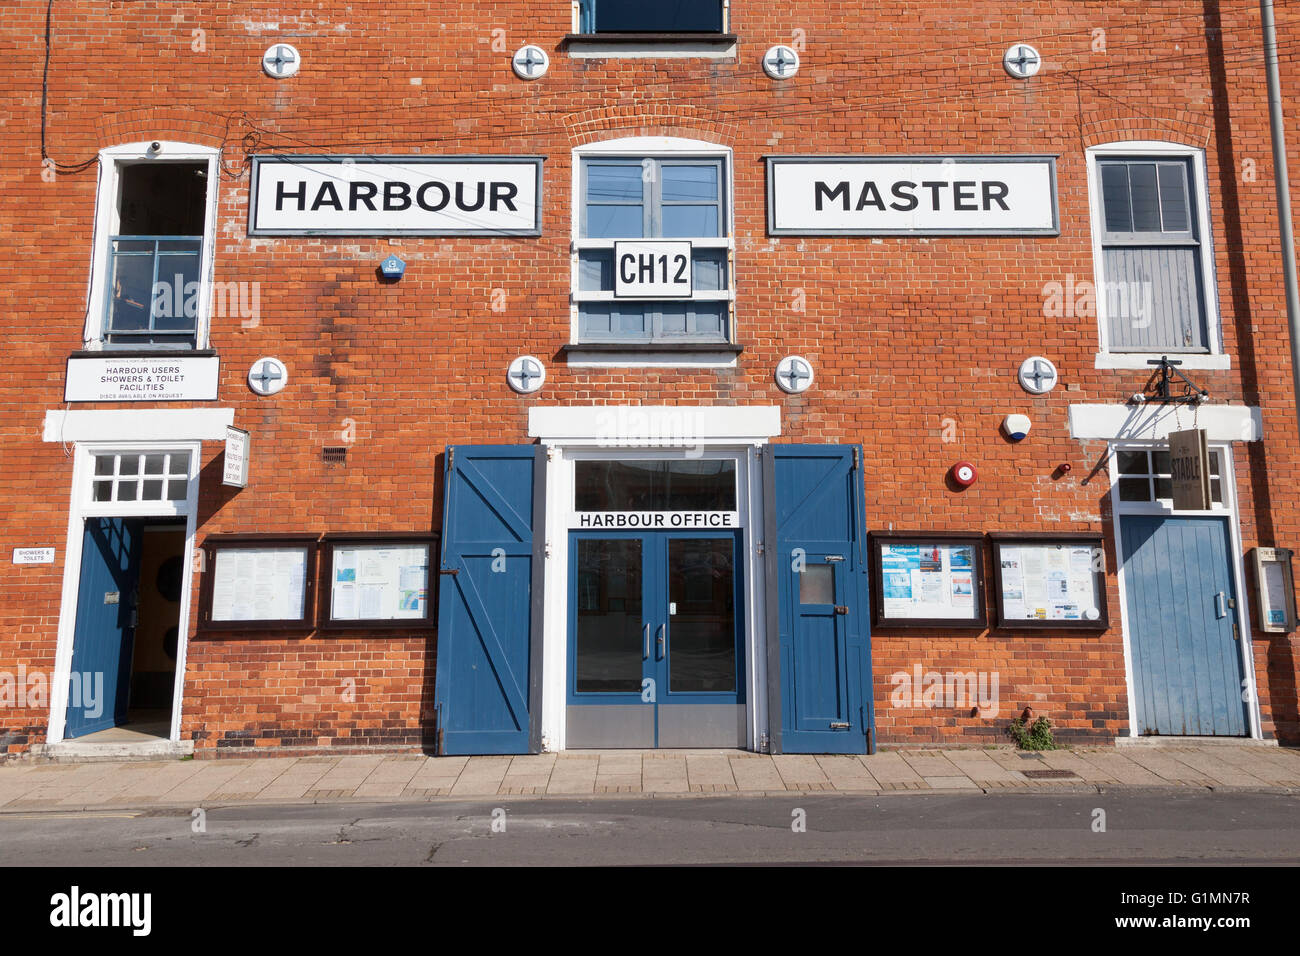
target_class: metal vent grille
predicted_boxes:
[1020,769,1079,780]
[322,446,348,464]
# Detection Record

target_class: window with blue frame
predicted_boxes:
[577,0,726,34]
[105,162,207,349]
[576,157,732,344]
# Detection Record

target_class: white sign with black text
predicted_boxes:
[766,156,1059,235]
[13,547,55,565]
[614,241,694,298]
[576,511,739,530]
[249,156,544,236]
[222,426,250,488]
[64,355,220,402]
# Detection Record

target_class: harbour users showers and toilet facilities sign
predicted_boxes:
[765,155,1059,235]
[248,155,544,236]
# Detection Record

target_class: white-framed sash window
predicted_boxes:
[572,137,735,348]
[84,142,221,352]
[1087,141,1226,370]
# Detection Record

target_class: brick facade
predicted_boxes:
[2,1,1298,755]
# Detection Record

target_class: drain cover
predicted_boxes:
[1021,769,1079,780]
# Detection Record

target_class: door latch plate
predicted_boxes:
[834,605,849,615]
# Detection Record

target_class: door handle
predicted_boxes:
[1214,592,1227,619]
[643,623,651,660]
[656,623,666,661]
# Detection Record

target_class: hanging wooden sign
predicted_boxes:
[1169,428,1212,511]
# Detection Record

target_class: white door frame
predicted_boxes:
[1107,439,1262,739]
[47,440,202,744]
[537,443,767,751]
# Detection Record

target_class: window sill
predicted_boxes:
[1094,352,1230,371]
[563,341,742,368]
[563,33,738,59]
[71,348,216,360]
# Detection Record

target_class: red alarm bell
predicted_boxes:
[951,461,978,487]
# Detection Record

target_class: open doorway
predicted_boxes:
[63,517,187,742]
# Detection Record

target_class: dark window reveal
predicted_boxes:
[579,0,725,34]
[575,460,737,512]
[106,162,207,349]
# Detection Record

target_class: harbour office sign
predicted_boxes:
[249,155,544,236]
[766,155,1058,236]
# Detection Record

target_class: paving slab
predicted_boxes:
[642,755,689,793]
[1166,749,1272,787]
[728,756,785,791]
[405,756,468,790]
[941,750,1025,784]
[815,755,880,790]
[250,760,338,801]
[448,756,511,796]
[545,755,599,795]
[899,753,966,779]
[596,753,643,775]
[594,774,642,793]
[310,755,388,792]
[1211,748,1300,785]
[1122,750,1217,786]
[862,752,927,786]
[352,758,426,798]
[686,754,737,791]
[1073,751,1168,786]
[209,758,304,799]
[499,754,556,793]
[358,756,428,783]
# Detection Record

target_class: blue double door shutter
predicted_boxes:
[66,518,143,738]
[434,446,545,755]
[1120,515,1249,736]
[566,530,745,748]
[766,445,875,754]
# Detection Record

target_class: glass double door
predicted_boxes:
[567,531,745,748]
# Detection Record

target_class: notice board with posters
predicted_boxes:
[322,534,436,629]
[199,534,318,631]
[870,531,986,627]
[990,533,1108,630]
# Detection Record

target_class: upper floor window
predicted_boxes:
[578,0,725,34]
[87,144,219,352]
[574,150,732,346]
[1088,143,1220,361]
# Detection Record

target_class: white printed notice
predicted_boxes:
[331,544,429,621]
[879,542,978,620]
[210,548,307,621]
[997,542,1101,622]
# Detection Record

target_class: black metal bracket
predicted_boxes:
[1142,355,1210,404]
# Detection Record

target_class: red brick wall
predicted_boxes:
[2,1,1299,753]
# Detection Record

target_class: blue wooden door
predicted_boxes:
[1120,515,1248,736]
[771,446,874,753]
[434,446,538,754]
[66,518,142,738]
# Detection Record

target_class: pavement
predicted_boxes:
[1,744,1298,811]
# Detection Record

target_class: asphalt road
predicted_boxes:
[1,790,1298,866]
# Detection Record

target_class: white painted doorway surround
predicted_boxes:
[528,405,781,751]
[1070,401,1264,741]
[42,407,233,748]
